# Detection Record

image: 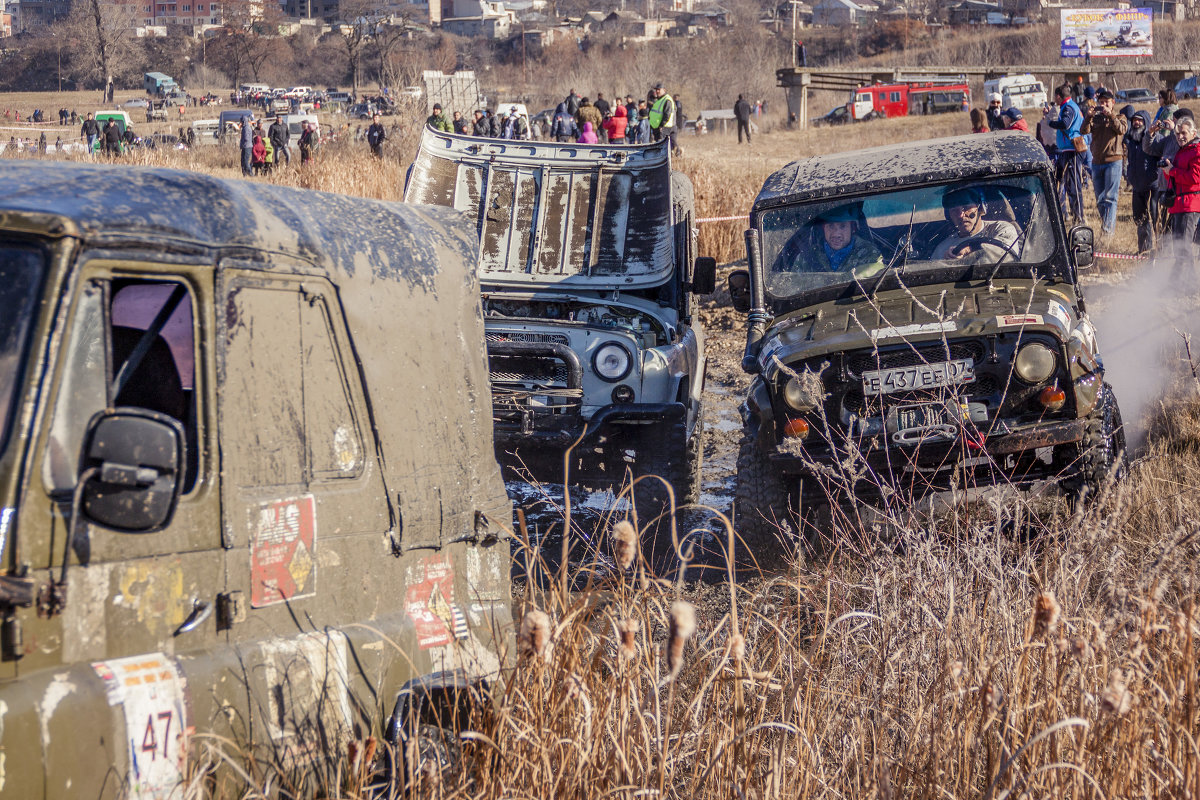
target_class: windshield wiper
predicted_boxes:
[866,203,918,303]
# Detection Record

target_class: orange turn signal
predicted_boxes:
[1039,385,1067,412]
[783,417,810,439]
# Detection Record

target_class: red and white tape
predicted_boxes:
[696,215,748,223]
[1094,251,1146,261]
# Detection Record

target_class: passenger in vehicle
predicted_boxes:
[804,205,885,278]
[930,187,1020,263]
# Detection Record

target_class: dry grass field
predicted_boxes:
[5,96,1200,799]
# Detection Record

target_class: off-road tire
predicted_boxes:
[733,428,797,567]
[1061,381,1127,508]
[634,412,704,567]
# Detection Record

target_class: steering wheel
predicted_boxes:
[951,235,1019,262]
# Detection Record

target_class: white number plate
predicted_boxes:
[862,359,975,396]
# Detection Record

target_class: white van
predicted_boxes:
[190,118,220,146]
[983,74,1048,110]
[495,102,534,140]
[239,83,270,95]
[284,113,319,137]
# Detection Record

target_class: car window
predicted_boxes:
[760,175,1056,299]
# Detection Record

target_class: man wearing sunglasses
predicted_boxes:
[931,187,1020,263]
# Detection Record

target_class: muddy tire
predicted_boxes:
[1061,382,1127,507]
[634,413,703,566]
[733,428,798,567]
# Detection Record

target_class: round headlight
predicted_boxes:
[593,343,632,381]
[783,376,819,412]
[1014,342,1057,383]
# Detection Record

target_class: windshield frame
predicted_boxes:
[753,171,1068,313]
[0,242,48,458]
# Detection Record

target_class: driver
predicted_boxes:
[805,205,885,278]
[930,187,1020,263]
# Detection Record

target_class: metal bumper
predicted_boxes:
[493,402,686,448]
[770,418,1087,476]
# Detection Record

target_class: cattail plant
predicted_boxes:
[518,609,552,661]
[1032,590,1062,640]
[666,601,697,680]
[612,519,638,572]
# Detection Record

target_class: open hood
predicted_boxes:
[405,127,676,289]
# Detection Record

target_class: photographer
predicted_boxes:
[1162,116,1200,284]
[1080,88,1127,238]
[1144,108,1193,236]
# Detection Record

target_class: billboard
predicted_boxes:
[1061,8,1153,58]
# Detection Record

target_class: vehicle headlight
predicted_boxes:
[593,343,632,381]
[783,376,820,412]
[1014,342,1057,383]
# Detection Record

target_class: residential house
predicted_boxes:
[812,0,868,25]
[440,0,514,37]
[597,9,671,38]
[946,0,997,24]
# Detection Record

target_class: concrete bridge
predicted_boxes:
[779,63,1196,127]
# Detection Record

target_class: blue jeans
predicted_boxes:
[241,146,253,176]
[1092,160,1121,234]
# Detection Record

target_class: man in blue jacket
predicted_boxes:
[1048,84,1085,224]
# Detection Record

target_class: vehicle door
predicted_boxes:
[853,90,873,120]
[214,262,391,763]
[15,255,221,796]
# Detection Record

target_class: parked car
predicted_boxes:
[123,97,150,109]
[1116,88,1155,104]
[1175,76,1198,100]
[811,105,850,126]
[0,160,514,797]
[406,130,715,526]
[729,133,1126,553]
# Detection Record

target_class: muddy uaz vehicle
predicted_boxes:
[0,162,513,797]
[405,129,715,507]
[730,134,1125,544]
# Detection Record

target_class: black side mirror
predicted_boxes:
[691,256,717,295]
[79,408,185,533]
[1070,225,1094,270]
[728,269,752,313]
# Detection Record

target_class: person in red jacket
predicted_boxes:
[1166,116,1200,281]
[602,105,628,144]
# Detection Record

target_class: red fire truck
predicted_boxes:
[849,80,972,121]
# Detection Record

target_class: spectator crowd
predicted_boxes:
[976,80,1198,276]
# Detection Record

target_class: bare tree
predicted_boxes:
[65,0,137,91]
[337,0,385,96]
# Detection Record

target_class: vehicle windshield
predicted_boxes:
[760,174,1056,300]
[0,245,46,456]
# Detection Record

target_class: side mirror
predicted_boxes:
[691,256,717,295]
[1070,225,1094,270]
[79,408,185,533]
[728,269,752,313]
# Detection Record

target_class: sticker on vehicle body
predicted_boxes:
[869,321,957,342]
[90,654,188,800]
[1046,301,1072,329]
[995,314,1043,328]
[250,495,317,608]
[405,555,469,649]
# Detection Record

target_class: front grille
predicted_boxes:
[486,331,570,346]
[489,356,568,387]
[848,340,985,376]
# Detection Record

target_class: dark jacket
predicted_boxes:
[471,115,490,137]
[1080,105,1128,163]
[594,96,610,116]
[102,121,120,145]
[734,98,751,122]
[1123,111,1157,192]
[565,92,580,116]
[268,121,289,149]
[367,122,386,147]
[488,113,502,138]
[550,103,577,140]
[986,105,1005,132]
[81,118,100,138]
[1143,123,1182,192]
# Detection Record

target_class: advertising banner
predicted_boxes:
[1061,8,1153,58]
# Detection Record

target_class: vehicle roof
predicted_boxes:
[753,132,1051,210]
[0,161,461,288]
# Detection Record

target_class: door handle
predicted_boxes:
[174,598,213,636]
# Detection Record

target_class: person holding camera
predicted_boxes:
[1163,116,1200,284]
[1144,108,1194,237]
[1080,88,1127,238]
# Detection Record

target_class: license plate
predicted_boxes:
[862,359,975,396]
